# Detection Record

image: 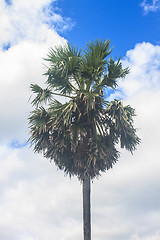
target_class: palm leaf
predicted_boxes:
[44,43,82,94]
[30,84,53,106]
[105,100,140,152]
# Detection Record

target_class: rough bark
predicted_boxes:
[82,175,91,240]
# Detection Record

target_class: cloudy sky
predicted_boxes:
[0,0,160,240]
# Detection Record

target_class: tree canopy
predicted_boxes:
[28,39,140,180]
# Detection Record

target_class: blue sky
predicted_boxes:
[3,0,160,55]
[55,0,160,56]
[0,1,160,240]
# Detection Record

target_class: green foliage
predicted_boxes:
[28,39,140,180]
[30,84,53,106]
[44,43,82,94]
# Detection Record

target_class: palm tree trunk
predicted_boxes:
[82,175,91,240]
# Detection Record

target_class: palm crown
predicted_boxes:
[28,39,140,180]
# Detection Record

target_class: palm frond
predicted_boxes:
[105,58,129,89]
[44,43,82,94]
[81,39,112,90]
[105,100,140,152]
[30,84,53,106]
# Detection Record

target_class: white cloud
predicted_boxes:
[0,38,66,144]
[0,146,24,182]
[105,42,160,239]
[120,42,160,97]
[0,1,82,239]
[0,146,82,240]
[0,0,68,144]
[141,0,160,14]
[0,0,72,47]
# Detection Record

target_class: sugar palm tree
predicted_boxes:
[28,39,140,240]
